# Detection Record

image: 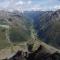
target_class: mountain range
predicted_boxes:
[0,9,60,60]
[23,9,60,49]
[0,9,60,49]
[0,10,32,49]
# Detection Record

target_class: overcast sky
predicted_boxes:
[0,0,60,11]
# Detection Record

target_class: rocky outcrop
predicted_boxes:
[3,45,60,60]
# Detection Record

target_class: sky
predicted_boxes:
[0,0,60,11]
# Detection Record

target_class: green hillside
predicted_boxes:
[0,27,10,49]
[0,11,32,49]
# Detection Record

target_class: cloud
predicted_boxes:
[0,0,60,11]
[54,5,60,10]
[6,0,33,11]
[16,1,24,5]
[16,0,32,5]
[27,0,32,4]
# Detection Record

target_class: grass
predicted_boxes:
[0,27,10,49]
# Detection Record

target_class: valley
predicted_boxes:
[0,9,60,59]
[23,10,60,49]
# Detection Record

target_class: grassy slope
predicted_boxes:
[0,12,32,49]
[7,12,32,43]
[0,28,10,49]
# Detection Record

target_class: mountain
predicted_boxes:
[2,40,60,60]
[23,10,60,49]
[0,10,60,60]
[0,10,32,49]
[45,9,60,48]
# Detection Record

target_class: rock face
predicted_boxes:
[3,45,60,60]
[27,45,60,60]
